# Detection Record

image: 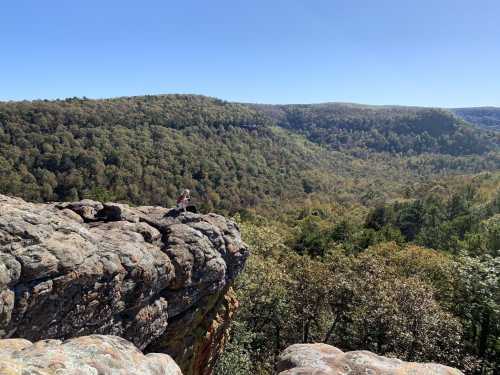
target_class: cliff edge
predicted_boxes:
[0,194,248,375]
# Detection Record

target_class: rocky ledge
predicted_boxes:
[0,335,182,375]
[277,344,464,375]
[0,195,248,375]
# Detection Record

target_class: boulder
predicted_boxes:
[0,334,181,374]
[0,195,248,375]
[276,343,464,375]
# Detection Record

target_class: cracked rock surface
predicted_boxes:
[0,194,248,374]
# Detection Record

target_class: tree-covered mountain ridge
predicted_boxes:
[451,107,500,132]
[0,94,498,210]
[249,102,499,155]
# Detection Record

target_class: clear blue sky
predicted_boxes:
[1,0,499,107]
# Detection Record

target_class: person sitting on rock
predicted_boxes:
[176,189,190,212]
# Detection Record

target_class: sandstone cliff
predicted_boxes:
[276,343,464,375]
[0,194,248,375]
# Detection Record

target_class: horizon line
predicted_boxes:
[0,92,498,109]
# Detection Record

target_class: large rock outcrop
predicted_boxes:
[0,335,182,375]
[0,194,248,375]
[277,344,464,375]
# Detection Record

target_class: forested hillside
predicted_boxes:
[0,95,336,210]
[452,107,500,132]
[0,95,498,213]
[0,94,499,374]
[251,103,499,155]
[217,172,500,375]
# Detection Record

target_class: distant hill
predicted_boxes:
[451,107,500,131]
[0,95,498,212]
[250,103,499,155]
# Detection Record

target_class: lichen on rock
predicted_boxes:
[0,335,182,375]
[276,343,465,375]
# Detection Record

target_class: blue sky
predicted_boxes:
[1,0,499,107]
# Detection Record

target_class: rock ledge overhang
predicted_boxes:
[0,194,248,373]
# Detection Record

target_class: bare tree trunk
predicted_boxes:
[478,311,490,357]
[323,315,339,344]
[274,324,281,356]
[303,319,310,343]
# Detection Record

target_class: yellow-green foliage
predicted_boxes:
[218,180,500,375]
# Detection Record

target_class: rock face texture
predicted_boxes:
[0,335,182,375]
[277,344,464,375]
[0,194,248,375]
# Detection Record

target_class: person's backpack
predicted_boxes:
[186,205,197,213]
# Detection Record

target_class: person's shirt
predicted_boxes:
[177,195,189,204]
